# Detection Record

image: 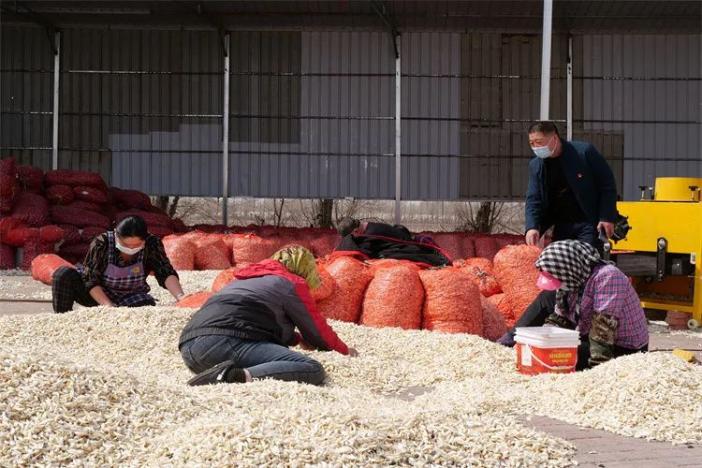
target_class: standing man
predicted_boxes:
[525,121,618,249]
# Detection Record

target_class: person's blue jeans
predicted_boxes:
[180,335,326,385]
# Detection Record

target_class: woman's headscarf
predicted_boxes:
[535,240,606,317]
[271,245,321,289]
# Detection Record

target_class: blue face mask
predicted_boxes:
[532,145,552,159]
[532,135,556,159]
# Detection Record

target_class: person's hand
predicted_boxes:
[347,347,359,357]
[525,229,540,246]
[597,221,614,239]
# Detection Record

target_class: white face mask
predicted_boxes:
[115,239,144,255]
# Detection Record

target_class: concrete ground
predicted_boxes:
[2,273,701,467]
[525,416,702,468]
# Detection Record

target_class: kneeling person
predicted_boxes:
[534,240,648,370]
[179,246,356,386]
[52,215,185,312]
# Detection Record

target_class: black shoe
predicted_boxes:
[187,360,246,386]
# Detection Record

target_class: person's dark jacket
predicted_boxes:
[525,139,618,234]
[334,222,451,266]
[178,260,349,355]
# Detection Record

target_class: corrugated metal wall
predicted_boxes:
[231,31,465,200]
[458,33,568,200]
[581,34,701,200]
[228,31,461,200]
[401,32,461,200]
[91,29,223,192]
[3,25,699,201]
[0,25,54,169]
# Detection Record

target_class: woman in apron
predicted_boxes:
[51,215,185,312]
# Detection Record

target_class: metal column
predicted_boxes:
[539,0,553,120]
[52,32,61,170]
[566,35,573,141]
[394,37,401,224]
[222,34,230,226]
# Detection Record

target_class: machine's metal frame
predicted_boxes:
[613,178,702,329]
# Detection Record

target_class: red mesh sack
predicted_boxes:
[317,256,372,323]
[148,225,174,238]
[116,209,172,229]
[432,232,464,261]
[257,226,278,237]
[0,217,24,243]
[31,253,73,285]
[108,187,152,210]
[0,244,16,269]
[419,268,483,334]
[45,169,106,189]
[10,192,49,227]
[494,235,512,249]
[172,218,188,233]
[17,165,43,193]
[46,184,75,205]
[39,225,65,244]
[310,264,335,302]
[480,295,508,341]
[102,204,119,222]
[193,235,232,270]
[19,240,54,270]
[366,258,423,274]
[73,186,108,204]
[495,234,525,248]
[474,236,500,261]
[210,263,252,293]
[220,233,237,250]
[58,242,90,263]
[211,268,237,292]
[162,235,196,270]
[493,244,542,324]
[4,227,39,247]
[80,226,105,243]
[191,224,229,233]
[176,291,212,308]
[360,265,424,330]
[280,229,314,252]
[50,205,110,229]
[461,236,476,258]
[309,232,340,257]
[454,257,495,276]
[67,200,103,213]
[144,204,168,215]
[0,193,17,213]
[230,234,280,264]
[0,157,18,195]
[487,293,514,327]
[57,224,81,246]
[455,261,502,298]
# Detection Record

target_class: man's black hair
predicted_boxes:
[528,121,560,136]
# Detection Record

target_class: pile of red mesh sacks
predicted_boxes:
[0,158,187,268]
[175,243,541,343]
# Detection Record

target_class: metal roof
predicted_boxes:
[3,1,700,33]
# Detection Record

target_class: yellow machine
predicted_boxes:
[612,177,702,329]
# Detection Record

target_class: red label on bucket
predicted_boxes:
[516,343,577,375]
